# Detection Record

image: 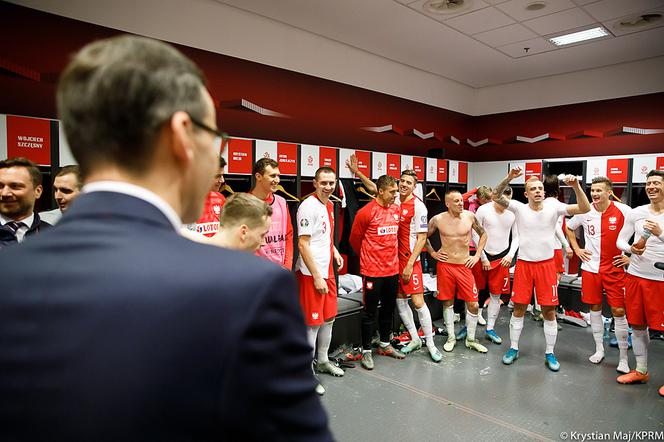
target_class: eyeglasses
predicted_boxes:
[189,115,229,150]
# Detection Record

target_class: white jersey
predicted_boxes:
[566,201,631,274]
[617,204,664,281]
[474,202,518,258]
[395,195,428,261]
[507,198,569,262]
[296,195,334,279]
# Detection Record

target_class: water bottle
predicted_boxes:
[422,255,429,274]
[603,316,611,340]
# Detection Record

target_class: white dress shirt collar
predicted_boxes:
[82,181,182,230]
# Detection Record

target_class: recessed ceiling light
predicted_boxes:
[548,26,610,46]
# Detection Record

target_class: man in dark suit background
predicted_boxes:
[0,157,51,249]
[0,35,332,441]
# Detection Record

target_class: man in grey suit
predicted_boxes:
[0,35,332,441]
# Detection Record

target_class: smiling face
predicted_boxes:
[0,166,42,220]
[256,165,280,195]
[590,182,611,206]
[314,171,336,201]
[646,174,664,204]
[53,173,81,212]
[399,174,416,200]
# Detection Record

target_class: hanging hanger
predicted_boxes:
[220,183,234,194]
[356,186,376,200]
[426,187,441,201]
[276,184,300,202]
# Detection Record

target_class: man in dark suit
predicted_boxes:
[0,157,51,249]
[0,35,332,441]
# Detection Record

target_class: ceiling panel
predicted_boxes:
[444,6,515,34]
[496,0,577,21]
[406,0,491,23]
[603,8,664,36]
[497,36,556,57]
[474,23,537,46]
[582,0,664,22]
[524,7,597,35]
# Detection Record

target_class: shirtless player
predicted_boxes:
[427,190,488,353]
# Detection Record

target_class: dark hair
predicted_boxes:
[55,164,82,187]
[591,176,613,189]
[0,157,42,187]
[646,170,664,180]
[400,170,418,183]
[57,35,207,176]
[314,166,336,181]
[219,157,227,169]
[376,175,397,191]
[220,193,273,228]
[502,186,513,197]
[253,158,279,176]
[543,175,559,198]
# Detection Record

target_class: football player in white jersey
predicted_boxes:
[566,177,631,372]
[493,167,590,372]
[297,167,345,395]
[395,170,443,362]
[472,186,519,345]
[615,170,664,394]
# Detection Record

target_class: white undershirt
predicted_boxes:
[507,198,569,262]
[474,202,518,259]
[617,204,664,281]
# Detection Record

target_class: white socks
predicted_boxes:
[317,321,334,364]
[509,315,524,350]
[396,298,418,340]
[416,305,436,348]
[307,326,320,358]
[444,306,455,339]
[614,315,630,373]
[543,319,558,354]
[487,294,501,331]
[589,310,605,363]
[632,328,649,375]
[466,311,479,341]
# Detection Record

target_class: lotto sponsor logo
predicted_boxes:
[378,225,399,236]
[196,222,219,234]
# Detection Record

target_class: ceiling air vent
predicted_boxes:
[424,0,470,15]
[525,1,547,12]
[618,13,662,28]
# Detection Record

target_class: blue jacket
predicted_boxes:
[0,191,332,442]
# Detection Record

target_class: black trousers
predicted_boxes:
[361,274,399,350]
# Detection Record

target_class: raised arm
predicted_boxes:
[346,154,377,195]
[564,175,591,216]
[493,167,523,208]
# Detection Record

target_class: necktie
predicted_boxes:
[5,221,25,236]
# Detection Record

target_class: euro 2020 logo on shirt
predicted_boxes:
[300,218,309,228]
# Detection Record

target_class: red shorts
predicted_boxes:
[398,260,424,295]
[436,262,478,303]
[553,249,565,273]
[472,259,511,295]
[296,271,338,326]
[511,258,559,306]
[624,274,664,331]
[581,270,626,308]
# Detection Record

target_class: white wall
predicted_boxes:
[475,56,664,115]
[0,115,7,160]
[9,0,476,115]
[58,123,76,166]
